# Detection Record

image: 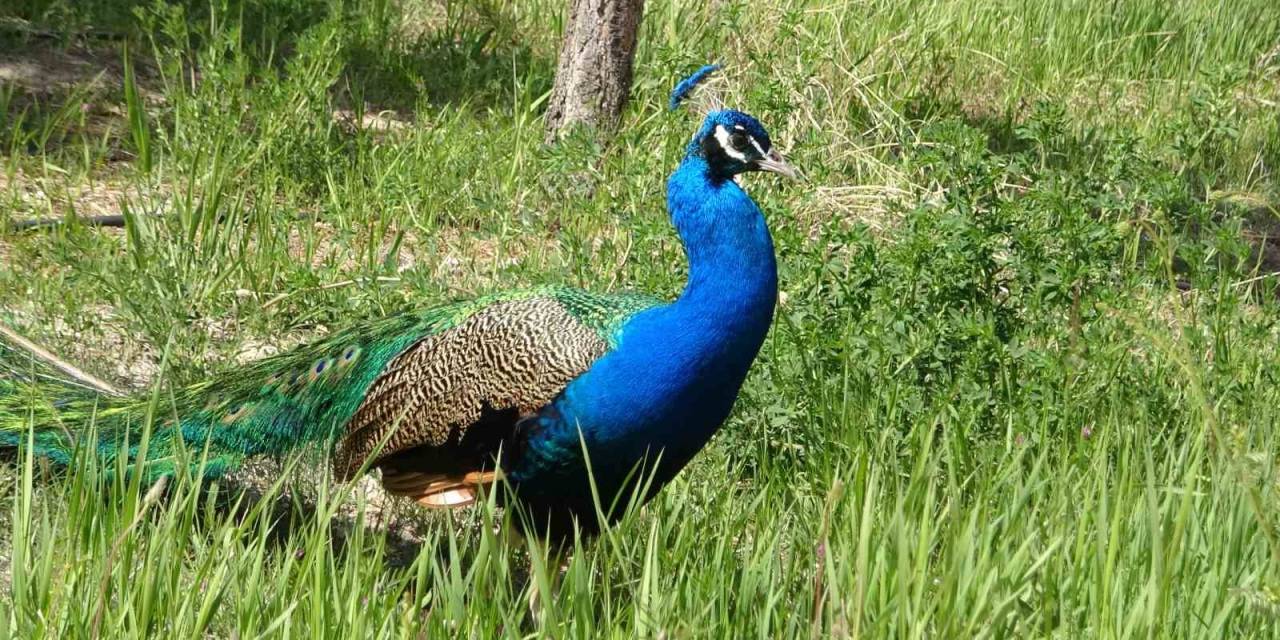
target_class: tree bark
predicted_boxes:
[544,0,645,142]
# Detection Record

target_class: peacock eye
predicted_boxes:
[729,131,749,150]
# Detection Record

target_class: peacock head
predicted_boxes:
[669,64,798,181]
[690,109,798,181]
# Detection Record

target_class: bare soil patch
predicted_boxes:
[1,38,162,139]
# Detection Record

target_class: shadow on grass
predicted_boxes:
[340,25,552,115]
[0,448,482,574]
[1,0,551,156]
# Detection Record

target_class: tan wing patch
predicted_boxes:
[333,297,608,480]
[380,470,500,508]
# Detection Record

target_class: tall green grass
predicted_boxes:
[2,0,1279,636]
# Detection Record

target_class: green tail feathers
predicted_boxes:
[0,286,658,482]
[0,309,452,481]
[0,333,363,481]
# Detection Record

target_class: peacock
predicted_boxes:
[0,65,797,541]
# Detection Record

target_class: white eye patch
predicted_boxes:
[713,125,749,162]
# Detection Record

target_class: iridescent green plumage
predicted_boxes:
[0,286,657,484]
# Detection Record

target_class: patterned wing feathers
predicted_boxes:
[334,297,609,482]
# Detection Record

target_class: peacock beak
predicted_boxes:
[755,149,800,180]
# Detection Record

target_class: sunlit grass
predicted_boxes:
[2,0,1279,636]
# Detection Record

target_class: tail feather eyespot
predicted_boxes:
[203,394,226,412]
[309,358,334,381]
[339,345,362,367]
[221,403,252,424]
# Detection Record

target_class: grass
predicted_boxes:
[2,0,1280,636]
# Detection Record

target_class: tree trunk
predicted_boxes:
[544,0,645,142]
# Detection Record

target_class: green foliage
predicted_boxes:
[2,0,1280,637]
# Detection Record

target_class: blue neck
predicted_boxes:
[666,155,778,334]
[572,153,777,465]
[508,150,779,525]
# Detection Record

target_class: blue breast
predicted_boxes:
[507,154,778,535]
